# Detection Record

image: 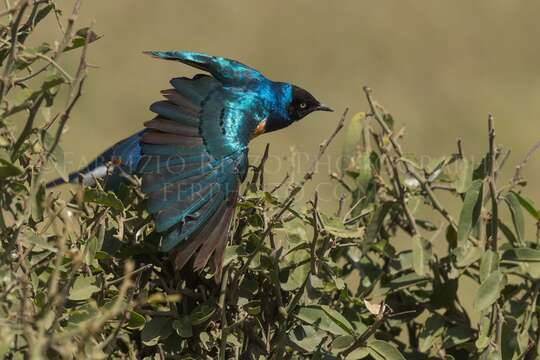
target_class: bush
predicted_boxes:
[1,1,540,359]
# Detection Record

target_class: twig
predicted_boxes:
[309,191,319,275]
[0,0,27,103]
[270,172,289,194]
[487,115,498,251]
[330,172,352,192]
[14,52,74,84]
[388,153,419,235]
[457,138,464,159]
[363,86,458,231]
[106,264,152,287]
[510,139,540,188]
[46,20,90,157]
[431,183,457,192]
[252,143,270,191]
[11,93,44,159]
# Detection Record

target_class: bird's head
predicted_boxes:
[287,85,333,121]
[256,84,332,136]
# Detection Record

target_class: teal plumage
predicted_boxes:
[48,51,332,280]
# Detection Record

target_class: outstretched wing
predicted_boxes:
[139,69,265,278]
[144,51,267,87]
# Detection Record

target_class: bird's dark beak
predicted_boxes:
[316,104,333,112]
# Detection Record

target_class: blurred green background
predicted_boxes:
[45,0,540,202]
[36,0,540,323]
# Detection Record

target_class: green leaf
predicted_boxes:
[366,203,394,243]
[501,248,540,262]
[319,305,355,335]
[505,192,525,243]
[373,273,429,297]
[223,244,248,267]
[341,112,366,173]
[65,28,102,52]
[321,214,364,239]
[473,155,489,180]
[389,251,413,275]
[190,303,216,326]
[64,306,97,331]
[243,300,262,315]
[474,270,506,313]
[476,314,491,350]
[484,349,502,360]
[68,276,100,301]
[457,179,483,244]
[42,71,64,92]
[84,189,124,210]
[501,317,520,360]
[412,235,431,276]
[296,305,351,336]
[382,113,395,129]
[281,250,310,291]
[173,317,193,338]
[455,158,473,193]
[22,232,57,252]
[446,224,458,249]
[479,250,499,283]
[325,225,364,239]
[388,273,429,289]
[5,88,39,117]
[498,221,518,246]
[355,152,373,193]
[453,244,483,268]
[126,311,146,330]
[141,317,173,346]
[31,181,45,221]
[15,43,52,71]
[84,236,100,265]
[283,219,309,245]
[418,314,445,352]
[289,325,325,352]
[42,132,68,181]
[331,335,355,352]
[512,192,540,220]
[0,158,22,178]
[345,348,369,360]
[444,325,475,348]
[368,340,406,360]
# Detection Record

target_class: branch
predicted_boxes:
[363,86,458,230]
[487,114,498,251]
[46,20,90,158]
[238,108,348,273]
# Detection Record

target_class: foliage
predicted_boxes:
[1,1,540,359]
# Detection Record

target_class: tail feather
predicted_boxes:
[46,131,143,190]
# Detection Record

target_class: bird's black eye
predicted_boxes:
[299,102,307,109]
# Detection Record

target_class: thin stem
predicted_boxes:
[487,115,498,251]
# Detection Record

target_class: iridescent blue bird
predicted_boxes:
[49,51,332,279]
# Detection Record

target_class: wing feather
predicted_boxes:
[140,71,259,277]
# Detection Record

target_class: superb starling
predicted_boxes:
[49,51,333,279]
